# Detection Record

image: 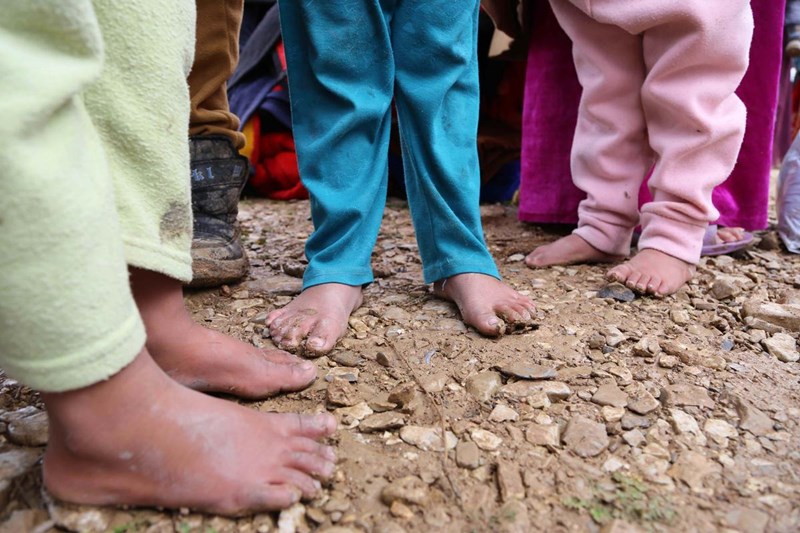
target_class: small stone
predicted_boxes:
[390,501,414,520]
[419,373,448,393]
[2,407,48,446]
[507,253,525,262]
[336,402,373,422]
[48,503,114,533]
[620,413,651,430]
[669,409,702,436]
[710,278,740,300]
[601,406,626,423]
[470,428,503,451]
[670,308,691,325]
[382,307,411,323]
[0,448,40,481]
[626,389,660,415]
[733,397,773,437]
[399,426,457,452]
[360,412,406,433]
[488,404,519,423]
[597,283,636,302]
[632,336,661,357]
[742,300,800,331]
[367,396,397,413]
[501,380,572,401]
[330,351,363,367]
[658,355,680,369]
[496,461,525,501]
[327,379,361,407]
[668,451,719,492]
[525,424,560,447]
[721,337,735,351]
[305,507,327,524]
[376,351,395,367]
[494,500,530,533]
[562,416,609,458]
[325,368,359,383]
[465,372,503,403]
[381,476,429,506]
[703,418,738,445]
[388,382,418,408]
[591,383,628,408]
[662,384,715,409]
[602,457,627,474]
[622,429,646,448]
[498,363,556,380]
[763,332,800,362]
[456,441,481,469]
[723,507,770,533]
[603,326,627,347]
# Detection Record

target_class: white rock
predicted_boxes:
[488,404,519,423]
[399,426,458,452]
[704,419,738,445]
[470,428,503,451]
[763,332,800,362]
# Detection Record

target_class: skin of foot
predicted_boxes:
[606,248,695,297]
[42,349,337,515]
[130,268,317,399]
[714,226,746,243]
[525,234,625,268]
[432,273,537,336]
[266,283,364,357]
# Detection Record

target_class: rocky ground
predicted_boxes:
[1,197,799,533]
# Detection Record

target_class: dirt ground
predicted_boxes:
[1,196,799,533]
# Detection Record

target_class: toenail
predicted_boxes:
[308,338,324,349]
[488,317,499,327]
[299,360,315,371]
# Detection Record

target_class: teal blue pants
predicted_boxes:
[278,0,500,288]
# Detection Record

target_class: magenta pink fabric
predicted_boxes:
[519,0,784,231]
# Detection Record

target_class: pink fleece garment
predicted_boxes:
[543,0,753,264]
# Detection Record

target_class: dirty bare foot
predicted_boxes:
[606,249,695,297]
[266,283,364,356]
[130,268,317,399]
[525,234,624,268]
[432,273,536,337]
[42,349,337,515]
[714,226,747,243]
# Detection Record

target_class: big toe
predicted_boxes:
[465,310,505,337]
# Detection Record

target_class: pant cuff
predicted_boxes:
[423,259,501,285]
[125,238,194,283]
[302,268,374,290]
[573,223,634,257]
[637,212,707,265]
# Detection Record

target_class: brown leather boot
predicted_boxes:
[188,135,250,288]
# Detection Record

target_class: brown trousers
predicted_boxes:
[188,0,246,149]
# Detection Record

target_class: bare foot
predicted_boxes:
[714,226,746,243]
[525,234,624,268]
[42,349,337,515]
[266,283,364,356]
[606,249,695,297]
[130,268,317,399]
[432,273,536,336]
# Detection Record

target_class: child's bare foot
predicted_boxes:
[130,268,317,399]
[714,226,746,243]
[606,249,695,297]
[266,283,363,356]
[525,234,624,268]
[432,273,536,336]
[42,349,337,515]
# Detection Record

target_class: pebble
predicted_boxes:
[669,409,702,437]
[723,507,770,533]
[380,476,429,506]
[498,363,557,380]
[622,429,646,448]
[496,460,525,501]
[47,503,115,533]
[601,406,626,423]
[662,384,715,409]
[626,389,660,415]
[591,383,628,408]
[456,441,481,469]
[733,397,773,437]
[488,404,519,423]
[382,307,411,323]
[507,253,525,262]
[603,326,627,347]
[525,423,560,447]
[703,418,738,445]
[562,416,609,457]
[658,355,680,369]
[359,412,406,433]
[330,352,363,367]
[399,426,457,452]
[501,380,572,401]
[494,500,530,533]
[597,283,636,302]
[620,413,651,430]
[1,407,49,446]
[469,428,503,451]
[602,457,627,473]
[390,501,415,520]
[742,300,800,331]
[388,382,418,408]
[762,332,800,362]
[670,308,692,325]
[710,278,741,300]
[465,371,502,403]
[325,368,359,383]
[327,379,361,407]
[632,336,661,357]
[376,351,395,367]
[668,451,719,492]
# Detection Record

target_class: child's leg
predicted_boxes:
[392,0,536,335]
[527,0,652,268]
[0,0,334,513]
[595,1,752,295]
[85,0,316,395]
[268,1,396,355]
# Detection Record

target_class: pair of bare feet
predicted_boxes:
[42,268,337,515]
[525,234,695,297]
[266,273,537,356]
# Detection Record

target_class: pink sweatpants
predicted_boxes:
[549,0,754,264]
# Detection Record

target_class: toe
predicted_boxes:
[278,412,337,438]
[276,468,322,499]
[606,265,630,283]
[285,451,336,479]
[304,318,343,356]
[624,271,643,291]
[467,311,504,337]
[235,484,302,514]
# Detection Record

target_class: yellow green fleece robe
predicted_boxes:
[0,0,195,392]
